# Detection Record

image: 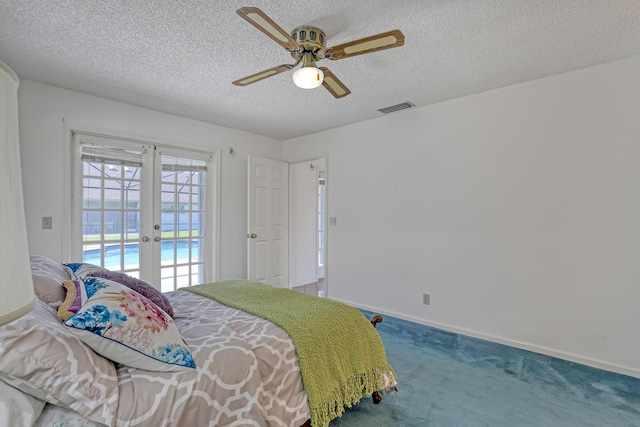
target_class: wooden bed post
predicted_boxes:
[370,315,383,328]
[370,315,384,404]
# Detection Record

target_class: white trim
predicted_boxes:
[0,59,19,86]
[61,119,221,282]
[155,146,215,161]
[282,151,329,165]
[330,296,640,380]
[80,143,145,167]
[61,118,72,261]
[323,155,328,296]
[211,149,221,281]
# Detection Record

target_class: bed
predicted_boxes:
[0,256,397,427]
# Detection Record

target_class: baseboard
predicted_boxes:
[330,296,640,380]
[289,278,318,288]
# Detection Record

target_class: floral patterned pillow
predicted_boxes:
[86,269,174,317]
[63,262,104,280]
[61,276,195,372]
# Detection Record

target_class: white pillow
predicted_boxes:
[29,254,72,309]
[0,300,119,425]
[0,380,46,427]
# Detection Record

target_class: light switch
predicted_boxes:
[329,217,337,226]
[42,216,53,229]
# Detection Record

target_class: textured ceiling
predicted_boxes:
[1,0,639,141]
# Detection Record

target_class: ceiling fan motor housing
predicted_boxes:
[291,26,326,60]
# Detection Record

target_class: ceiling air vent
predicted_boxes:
[377,101,415,114]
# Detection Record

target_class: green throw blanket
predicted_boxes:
[183,280,396,427]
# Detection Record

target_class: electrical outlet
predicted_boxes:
[423,293,430,305]
[42,216,53,229]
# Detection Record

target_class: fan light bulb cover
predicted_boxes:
[292,66,324,89]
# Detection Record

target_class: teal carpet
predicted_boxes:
[329,310,640,426]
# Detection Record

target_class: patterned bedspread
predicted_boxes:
[110,290,310,426]
[27,287,396,427]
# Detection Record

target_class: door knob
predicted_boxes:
[154,224,161,230]
[141,236,150,242]
[247,233,257,238]
[154,236,161,242]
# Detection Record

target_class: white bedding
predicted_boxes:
[34,404,105,427]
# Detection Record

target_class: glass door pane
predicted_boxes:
[158,154,207,292]
[81,162,142,276]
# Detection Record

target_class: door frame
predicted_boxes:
[62,119,221,283]
[283,151,329,296]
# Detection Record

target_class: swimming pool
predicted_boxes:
[83,240,199,269]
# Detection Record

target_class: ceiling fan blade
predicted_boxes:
[236,7,300,51]
[233,65,292,86]
[318,67,351,98]
[326,29,405,60]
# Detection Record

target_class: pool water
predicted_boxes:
[84,240,199,269]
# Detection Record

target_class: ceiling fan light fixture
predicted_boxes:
[234,7,405,97]
[292,66,324,89]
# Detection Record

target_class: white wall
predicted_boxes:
[18,80,282,280]
[283,55,640,377]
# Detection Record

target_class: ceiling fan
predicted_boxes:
[232,7,405,98]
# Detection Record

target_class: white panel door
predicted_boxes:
[248,156,288,286]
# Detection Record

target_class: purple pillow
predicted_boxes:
[85,270,174,317]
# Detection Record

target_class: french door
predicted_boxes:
[71,132,215,291]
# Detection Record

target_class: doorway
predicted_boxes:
[288,158,327,296]
[70,131,217,291]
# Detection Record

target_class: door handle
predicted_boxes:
[142,236,150,242]
[247,233,257,238]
